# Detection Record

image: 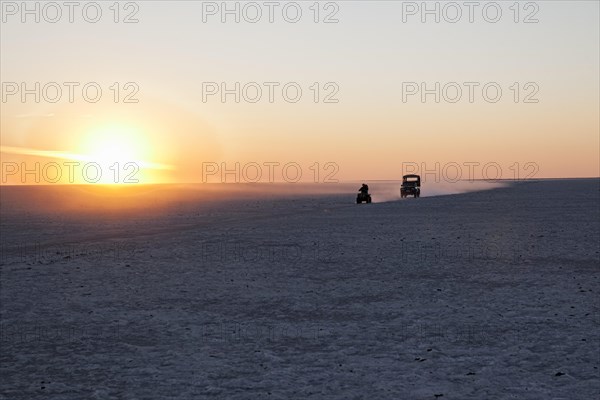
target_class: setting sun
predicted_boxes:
[59,123,173,185]
[81,125,147,166]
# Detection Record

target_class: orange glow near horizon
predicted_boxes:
[0,123,176,185]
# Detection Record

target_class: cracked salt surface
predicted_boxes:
[1,179,598,399]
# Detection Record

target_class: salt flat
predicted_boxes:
[1,179,599,399]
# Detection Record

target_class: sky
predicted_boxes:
[1,0,599,184]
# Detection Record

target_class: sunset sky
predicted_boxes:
[1,1,598,184]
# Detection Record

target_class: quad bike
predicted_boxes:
[356,192,372,204]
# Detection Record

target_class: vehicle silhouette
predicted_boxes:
[400,174,421,198]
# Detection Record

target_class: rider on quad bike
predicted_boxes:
[357,183,372,204]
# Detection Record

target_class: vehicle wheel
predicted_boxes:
[357,199,361,204]
[367,198,372,204]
